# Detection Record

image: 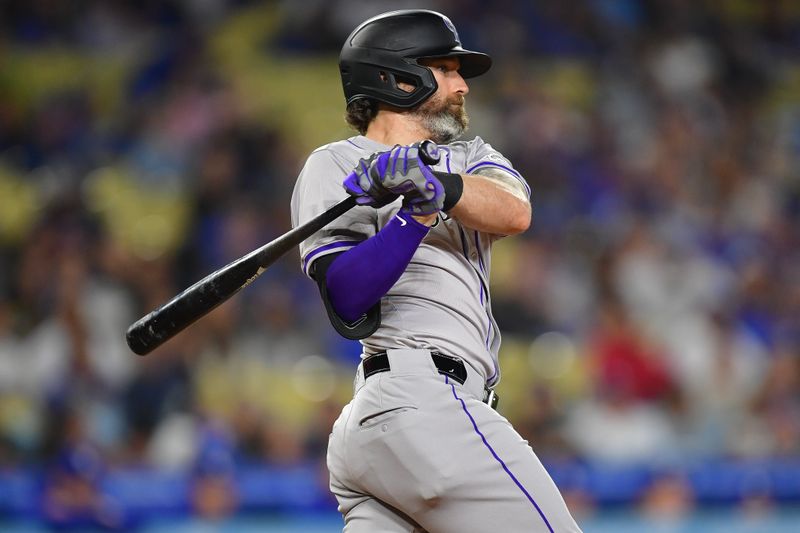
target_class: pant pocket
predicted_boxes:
[359,406,418,429]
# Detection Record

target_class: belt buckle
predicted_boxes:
[483,388,499,410]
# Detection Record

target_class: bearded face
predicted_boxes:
[411,91,469,144]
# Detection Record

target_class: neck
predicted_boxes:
[364,109,430,146]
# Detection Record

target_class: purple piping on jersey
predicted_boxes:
[302,240,361,275]
[473,232,487,274]
[457,223,470,259]
[487,358,500,387]
[445,376,555,533]
[457,224,499,382]
[484,345,499,384]
[465,161,523,179]
[475,231,485,305]
[346,138,363,149]
[465,162,531,197]
[473,231,499,384]
[473,233,490,335]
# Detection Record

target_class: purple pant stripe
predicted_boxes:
[446,376,555,533]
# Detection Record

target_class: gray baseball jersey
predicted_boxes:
[290,135,530,386]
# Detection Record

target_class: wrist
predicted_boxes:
[411,213,437,226]
[432,171,464,211]
[395,211,433,231]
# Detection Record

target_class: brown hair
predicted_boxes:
[344,98,379,134]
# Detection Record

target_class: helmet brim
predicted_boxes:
[417,49,492,79]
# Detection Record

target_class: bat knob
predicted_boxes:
[418,140,441,165]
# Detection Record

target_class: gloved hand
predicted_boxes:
[343,143,444,216]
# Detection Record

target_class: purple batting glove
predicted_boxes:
[342,143,444,214]
[376,144,444,215]
[400,164,445,216]
[342,153,399,208]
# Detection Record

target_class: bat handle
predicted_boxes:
[418,139,441,165]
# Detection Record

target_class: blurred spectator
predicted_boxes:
[190,421,238,520]
[638,472,695,523]
[40,406,129,530]
[515,382,573,459]
[589,297,675,404]
[563,297,679,463]
[740,348,800,457]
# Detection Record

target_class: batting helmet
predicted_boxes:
[339,10,492,109]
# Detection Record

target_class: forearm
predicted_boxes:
[325,212,430,322]
[447,174,531,235]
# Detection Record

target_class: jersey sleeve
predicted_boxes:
[290,148,377,278]
[464,136,530,199]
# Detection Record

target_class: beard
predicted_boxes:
[411,93,469,144]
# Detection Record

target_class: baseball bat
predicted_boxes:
[125,140,441,355]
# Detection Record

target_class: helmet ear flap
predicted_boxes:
[379,70,427,98]
[342,57,438,108]
[379,71,407,90]
[391,72,428,94]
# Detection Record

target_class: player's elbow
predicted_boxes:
[505,201,531,235]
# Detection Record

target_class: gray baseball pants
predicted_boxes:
[327,348,582,532]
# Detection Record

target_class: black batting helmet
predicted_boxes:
[339,10,492,109]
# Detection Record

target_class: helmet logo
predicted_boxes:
[443,17,460,43]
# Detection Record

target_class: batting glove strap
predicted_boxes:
[433,171,464,212]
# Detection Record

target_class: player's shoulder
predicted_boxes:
[309,138,351,160]
[307,136,376,166]
[446,135,490,147]
[301,138,360,172]
[445,136,512,167]
[446,136,501,157]
[310,137,354,155]
[314,135,381,154]
[444,136,477,153]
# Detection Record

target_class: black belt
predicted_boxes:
[362,351,499,409]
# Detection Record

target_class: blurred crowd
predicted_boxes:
[1,0,799,525]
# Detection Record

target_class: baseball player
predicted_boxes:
[290,10,581,533]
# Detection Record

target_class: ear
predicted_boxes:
[379,71,416,94]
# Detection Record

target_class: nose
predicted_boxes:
[454,72,469,95]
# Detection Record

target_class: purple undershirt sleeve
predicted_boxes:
[325,211,430,322]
